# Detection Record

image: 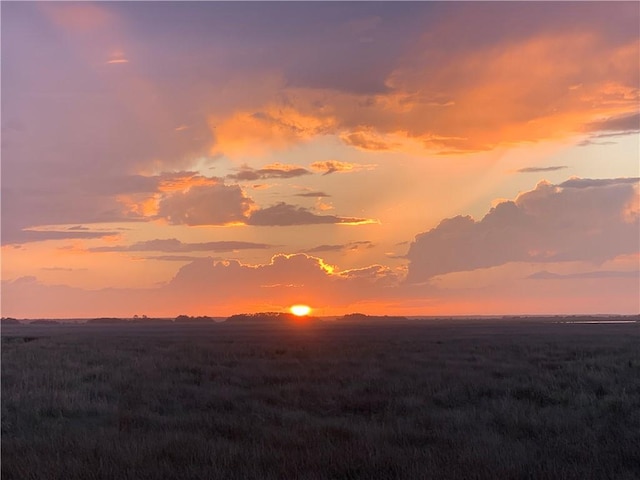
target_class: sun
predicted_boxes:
[290,304,312,317]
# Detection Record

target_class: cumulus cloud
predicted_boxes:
[170,254,334,290]
[1,252,406,318]
[89,238,270,253]
[157,184,254,226]
[227,163,311,181]
[406,178,640,283]
[163,253,402,312]
[247,202,372,226]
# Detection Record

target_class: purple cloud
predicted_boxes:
[227,164,311,181]
[157,184,254,226]
[406,178,640,283]
[89,238,270,253]
[247,203,371,226]
[517,166,567,173]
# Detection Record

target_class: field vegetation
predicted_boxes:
[2,318,639,479]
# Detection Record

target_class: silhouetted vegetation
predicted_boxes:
[0,317,20,325]
[130,317,173,324]
[225,312,318,325]
[86,317,128,324]
[174,315,214,323]
[338,313,410,323]
[2,319,638,479]
[2,335,42,344]
[28,319,60,325]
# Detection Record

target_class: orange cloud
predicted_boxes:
[106,53,129,65]
[227,163,311,181]
[115,173,219,218]
[209,28,637,156]
[157,173,218,194]
[247,202,373,226]
[384,32,639,152]
[211,106,335,157]
[310,160,376,174]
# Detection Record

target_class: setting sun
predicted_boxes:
[290,305,312,316]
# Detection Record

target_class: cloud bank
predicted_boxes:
[406,178,640,283]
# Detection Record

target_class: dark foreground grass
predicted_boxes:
[2,320,639,479]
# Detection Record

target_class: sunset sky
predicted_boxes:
[2,2,639,318]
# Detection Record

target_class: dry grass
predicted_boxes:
[2,319,639,479]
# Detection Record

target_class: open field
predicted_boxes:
[2,318,639,479]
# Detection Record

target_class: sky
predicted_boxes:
[1,1,639,318]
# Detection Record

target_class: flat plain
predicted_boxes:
[1,317,639,479]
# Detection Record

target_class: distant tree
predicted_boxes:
[224,312,314,324]
[87,318,127,324]
[1,317,20,325]
[175,315,214,323]
[338,313,409,323]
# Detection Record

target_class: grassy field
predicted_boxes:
[2,319,639,479]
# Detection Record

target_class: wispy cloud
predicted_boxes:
[517,166,567,173]
[528,270,640,280]
[89,238,271,253]
[247,203,374,226]
[227,163,311,181]
[3,229,120,246]
[310,160,375,175]
[295,191,331,198]
[305,241,375,254]
[145,255,213,262]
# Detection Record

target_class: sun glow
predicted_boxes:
[290,304,312,316]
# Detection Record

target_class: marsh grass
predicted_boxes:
[2,321,639,479]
